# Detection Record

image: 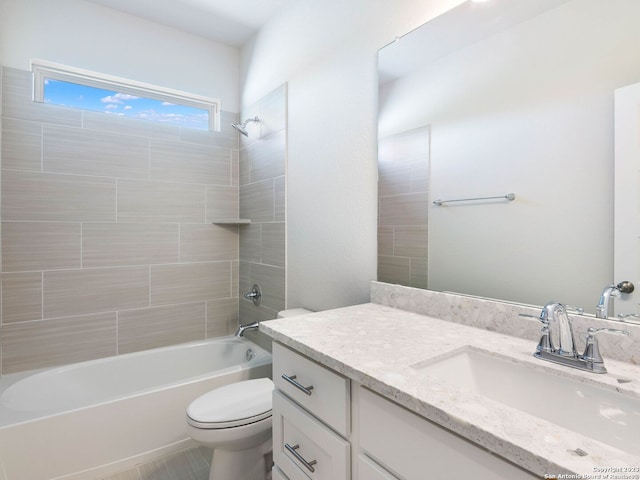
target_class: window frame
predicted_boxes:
[31,59,221,131]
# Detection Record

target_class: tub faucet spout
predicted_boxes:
[235,321,259,337]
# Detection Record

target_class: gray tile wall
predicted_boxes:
[0,66,247,374]
[239,85,287,323]
[378,127,430,289]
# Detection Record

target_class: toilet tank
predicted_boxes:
[277,308,313,318]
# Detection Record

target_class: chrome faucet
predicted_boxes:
[530,302,628,374]
[540,302,576,357]
[596,281,634,319]
[235,321,260,337]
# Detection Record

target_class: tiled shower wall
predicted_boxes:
[0,65,245,375]
[378,126,430,289]
[238,86,287,323]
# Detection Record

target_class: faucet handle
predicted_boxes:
[565,305,584,315]
[519,312,554,353]
[581,327,629,373]
[518,313,541,320]
[617,281,635,294]
[244,284,262,306]
[587,327,629,338]
[618,313,640,324]
[536,322,554,353]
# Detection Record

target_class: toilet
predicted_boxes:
[186,378,274,480]
[277,308,313,318]
[186,308,312,480]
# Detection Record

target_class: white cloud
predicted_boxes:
[123,105,133,110]
[105,104,118,110]
[161,101,175,106]
[129,109,207,129]
[117,93,140,101]
[101,95,121,104]
[101,92,140,104]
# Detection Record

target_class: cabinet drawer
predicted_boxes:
[273,391,350,480]
[358,386,537,480]
[273,343,350,436]
[358,455,399,480]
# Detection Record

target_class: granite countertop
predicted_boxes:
[260,303,640,478]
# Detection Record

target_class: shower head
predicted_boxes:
[231,116,260,137]
[232,123,248,137]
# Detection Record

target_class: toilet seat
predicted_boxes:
[187,378,274,429]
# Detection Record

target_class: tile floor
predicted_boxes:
[100,447,273,480]
[100,446,212,480]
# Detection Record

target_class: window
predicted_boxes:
[32,60,220,131]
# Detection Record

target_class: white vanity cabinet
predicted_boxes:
[356,386,538,480]
[272,343,351,480]
[272,466,289,480]
[271,342,538,480]
[357,455,398,480]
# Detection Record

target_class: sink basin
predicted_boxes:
[413,348,640,455]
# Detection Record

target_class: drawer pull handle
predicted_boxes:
[281,374,314,396]
[285,443,317,473]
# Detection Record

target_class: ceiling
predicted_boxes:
[84,0,295,47]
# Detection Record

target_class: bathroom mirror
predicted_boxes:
[377,0,640,315]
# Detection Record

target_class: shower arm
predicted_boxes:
[241,116,259,127]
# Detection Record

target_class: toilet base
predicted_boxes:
[209,437,271,480]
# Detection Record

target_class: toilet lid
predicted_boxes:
[187,378,274,429]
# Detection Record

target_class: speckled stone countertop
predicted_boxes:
[260,303,640,478]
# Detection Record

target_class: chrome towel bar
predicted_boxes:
[433,193,516,206]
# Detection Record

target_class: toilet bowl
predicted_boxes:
[186,377,274,480]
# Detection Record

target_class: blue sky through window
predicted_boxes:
[44,79,209,130]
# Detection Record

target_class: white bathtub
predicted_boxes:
[0,336,272,480]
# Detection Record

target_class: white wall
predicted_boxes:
[0,0,240,111]
[241,0,465,311]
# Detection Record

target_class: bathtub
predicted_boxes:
[0,336,272,480]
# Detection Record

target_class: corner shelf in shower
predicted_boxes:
[210,219,252,225]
